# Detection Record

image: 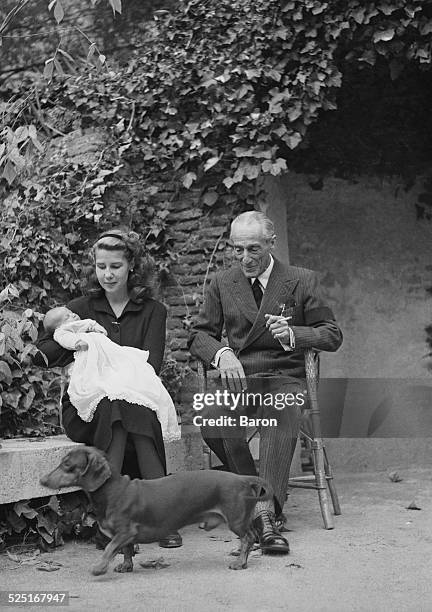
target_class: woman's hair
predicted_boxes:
[85,229,154,301]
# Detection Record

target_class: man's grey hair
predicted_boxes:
[230,211,275,241]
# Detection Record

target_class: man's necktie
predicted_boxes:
[251,279,263,308]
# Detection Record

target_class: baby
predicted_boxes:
[43,306,180,442]
[43,306,108,350]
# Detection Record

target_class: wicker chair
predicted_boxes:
[287,349,341,529]
[196,349,341,530]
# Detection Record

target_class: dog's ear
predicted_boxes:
[79,447,111,492]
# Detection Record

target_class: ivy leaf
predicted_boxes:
[204,157,220,172]
[284,132,302,149]
[28,125,40,146]
[421,22,432,36]
[0,361,13,385]
[261,159,273,173]
[48,496,61,515]
[373,28,395,43]
[270,158,287,175]
[202,190,218,206]
[14,126,29,143]
[87,43,97,62]
[14,501,38,520]
[57,48,75,64]
[267,69,282,82]
[54,58,64,76]
[108,0,122,15]
[22,387,36,410]
[287,106,302,122]
[6,511,26,533]
[53,0,64,24]
[245,68,260,79]
[223,176,235,189]
[2,160,17,185]
[182,172,197,188]
[378,4,396,16]
[43,58,54,82]
[351,7,365,23]
[244,163,260,179]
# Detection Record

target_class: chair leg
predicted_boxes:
[324,447,341,516]
[311,439,334,530]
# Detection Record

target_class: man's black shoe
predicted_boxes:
[253,511,290,554]
[159,531,183,548]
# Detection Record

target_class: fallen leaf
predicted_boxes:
[36,561,62,572]
[139,557,170,569]
[406,501,421,510]
[208,535,232,542]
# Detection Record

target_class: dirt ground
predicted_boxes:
[1,468,431,612]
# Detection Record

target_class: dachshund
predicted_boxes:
[40,446,272,575]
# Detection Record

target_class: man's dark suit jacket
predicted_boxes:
[189,258,342,378]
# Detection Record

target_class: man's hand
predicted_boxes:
[265,314,292,342]
[75,340,89,351]
[217,351,247,392]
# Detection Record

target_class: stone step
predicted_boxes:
[0,430,204,505]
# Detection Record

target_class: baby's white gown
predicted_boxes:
[54,320,181,443]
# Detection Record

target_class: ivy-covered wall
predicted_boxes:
[3,0,432,438]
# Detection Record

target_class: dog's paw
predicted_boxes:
[114,561,133,573]
[228,560,247,570]
[91,562,108,576]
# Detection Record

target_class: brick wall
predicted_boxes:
[162,194,232,368]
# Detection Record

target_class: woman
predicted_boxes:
[35,229,182,548]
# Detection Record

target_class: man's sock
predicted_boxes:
[253,499,274,519]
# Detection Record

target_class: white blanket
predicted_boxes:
[54,322,180,442]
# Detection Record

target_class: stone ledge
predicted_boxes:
[0,431,204,505]
[0,436,82,505]
[3,434,425,505]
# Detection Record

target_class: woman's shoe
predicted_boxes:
[159,531,183,548]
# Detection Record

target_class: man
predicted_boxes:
[188,211,343,554]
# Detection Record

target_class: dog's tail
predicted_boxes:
[244,476,274,502]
